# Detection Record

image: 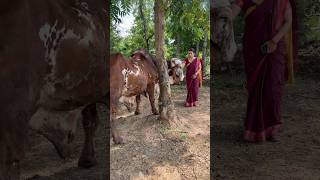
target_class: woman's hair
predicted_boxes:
[188,48,195,54]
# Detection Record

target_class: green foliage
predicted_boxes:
[111,0,155,57]
[167,0,210,59]
[297,0,320,46]
[110,0,132,24]
[111,0,210,75]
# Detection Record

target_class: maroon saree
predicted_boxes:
[185,58,202,107]
[235,0,298,142]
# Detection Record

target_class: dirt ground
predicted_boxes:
[111,83,210,180]
[20,105,108,180]
[212,55,320,180]
[19,83,210,180]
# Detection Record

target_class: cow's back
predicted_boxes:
[33,0,108,110]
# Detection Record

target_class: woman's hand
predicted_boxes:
[265,40,277,54]
[192,74,197,79]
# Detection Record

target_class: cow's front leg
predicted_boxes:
[134,94,141,115]
[78,104,98,168]
[111,106,124,144]
[147,84,159,115]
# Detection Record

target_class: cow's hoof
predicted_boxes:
[78,157,97,168]
[113,136,124,144]
[134,111,141,115]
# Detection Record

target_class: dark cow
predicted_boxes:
[110,49,159,144]
[0,1,108,179]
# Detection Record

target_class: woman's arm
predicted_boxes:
[195,63,202,75]
[266,2,292,53]
[272,3,292,44]
[193,61,202,79]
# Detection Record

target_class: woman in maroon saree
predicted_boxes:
[184,48,202,107]
[231,0,298,142]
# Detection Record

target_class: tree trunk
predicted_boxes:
[154,0,176,124]
[175,35,181,58]
[196,41,200,56]
[139,0,150,51]
[202,32,208,77]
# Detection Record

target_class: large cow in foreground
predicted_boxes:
[110,49,159,144]
[0,1,108,179]
[211,0,237,70]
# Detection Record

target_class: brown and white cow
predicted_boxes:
[167,58,184,85]
[110,49,159,144]
[211,0,237,71]
[0,0,108,179]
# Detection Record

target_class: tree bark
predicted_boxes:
[154,0,175,124]
[202,32,208,77]
[139,0,150,51]
[175,34,181,58]
[196,41,200,56]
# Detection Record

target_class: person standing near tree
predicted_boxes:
[230,0,298,142]
[184,48,202,107]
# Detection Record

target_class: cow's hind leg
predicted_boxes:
[78,104,98,168]
[134,94,141,115]
[147,84,159,115]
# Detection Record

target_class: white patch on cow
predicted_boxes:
[72,6,96,31]
[39,20,62,84]
[38,4,97,67]
[133,64,141,75]
[38,5,97,99]
[64,29,80,40]
[121,69,130,95]
[80,2,89,10]
[39,21,82,71]
[121,67,142,95]
[79,29,94,45]
[39,24,51,42]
